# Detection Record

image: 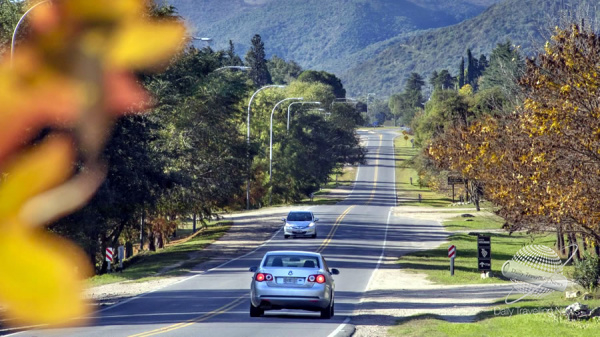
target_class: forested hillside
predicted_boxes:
[343,0,600,96]
[167,0,500,75]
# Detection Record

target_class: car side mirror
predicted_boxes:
[314,218,319,222]
[331,268,340,275]
[281,217,286,222]
[249,266,257,272]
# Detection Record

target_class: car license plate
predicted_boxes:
[278,277,305,285]
[293,230,304,234]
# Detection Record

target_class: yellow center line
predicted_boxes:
[128,294,248,337]
[316,205,355,253]
[366,134,382,205]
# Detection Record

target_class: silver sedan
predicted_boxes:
[282,210,319,239]
[249,251,340,318]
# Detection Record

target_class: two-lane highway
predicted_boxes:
[15,129,447,337]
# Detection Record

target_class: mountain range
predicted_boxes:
[166,0,597,97]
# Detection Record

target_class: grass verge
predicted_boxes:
[394,135,451,207]
[389,292,600,337]
[399,231,556,285]
[298,165,357,205]
[88,221,231,287]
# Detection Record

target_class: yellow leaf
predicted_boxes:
[0,220,92,326]
[64,0,143,21]
[0,137,74,221]
[108,21,185,69]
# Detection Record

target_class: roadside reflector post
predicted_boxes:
[448,245,456,276]
[106,247,114,273]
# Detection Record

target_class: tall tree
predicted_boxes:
[480,41,525,108]
[389,72,425,125]
[225,40,243,66]
[458,57,465,88]
[245,34,272,87]
[466,49,478,87]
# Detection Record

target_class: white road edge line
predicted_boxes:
[393,134,398,207]
[327,317,351,337]
[329,132,395,337]
[365,209,392,291]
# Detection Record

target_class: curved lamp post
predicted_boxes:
[330,97,357,110]
[246,84,286,209]
[11,0,51,67]
[286,101,320,132]
[269,97,303,204]
[215,66,250,72]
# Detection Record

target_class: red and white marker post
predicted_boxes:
[106,247,114,272]
[448,245,456,276]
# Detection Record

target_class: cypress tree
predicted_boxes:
[466,49,477,87]
[245,34,272,87]
[458,57,465,89]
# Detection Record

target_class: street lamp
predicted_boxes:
[269,97,303,204]
[214,66,250,72]
[330,97,358,110]
[192,37,213,42]
[246,84,286,209]
[10,0,51,67]
[287,101,321,132]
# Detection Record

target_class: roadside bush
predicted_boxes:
[572,251,600,291]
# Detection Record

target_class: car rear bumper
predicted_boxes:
[251,284,331,310]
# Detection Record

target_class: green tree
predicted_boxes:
[0,0,23,56]
[245,34,272,87]
[225,40,243,66]
[480,41,525,108]
[297,70,346,98]
[458,57,465,88]
[466,49,477,87]
[268,55,302,85]
[389,72,425,125]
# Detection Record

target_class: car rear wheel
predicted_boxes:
[320,299,333,319]
[250,303,264,317]
[284,234,290,239]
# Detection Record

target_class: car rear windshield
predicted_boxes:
[287,212,312,221]
[263,255,320,268]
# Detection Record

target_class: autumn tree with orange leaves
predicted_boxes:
[0,0,185,327]
[428,24,600,257]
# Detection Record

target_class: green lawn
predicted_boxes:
[394,136,452,207]
[89,221,231,287]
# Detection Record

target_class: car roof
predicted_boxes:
[288,210,313,214]
[264,251,321,257]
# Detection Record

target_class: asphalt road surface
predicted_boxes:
[14,129,447,337]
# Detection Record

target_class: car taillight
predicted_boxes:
[255,273,273,282]
[308,274,326,284]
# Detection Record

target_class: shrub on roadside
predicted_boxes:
[572,251,600,291]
